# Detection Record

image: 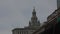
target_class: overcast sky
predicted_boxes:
[0,0,57,34]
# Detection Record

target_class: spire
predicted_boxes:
[32,7,36,16]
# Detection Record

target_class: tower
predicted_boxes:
[57,0,60,8]
[29,7,40,27]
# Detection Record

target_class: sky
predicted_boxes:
[0,0,57,34]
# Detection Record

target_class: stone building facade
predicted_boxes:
[12,8,40,34]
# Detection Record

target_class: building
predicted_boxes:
[33,22,47,34]
[57,0,60,8]
[12,8,41,34]
[44,8,60,34]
